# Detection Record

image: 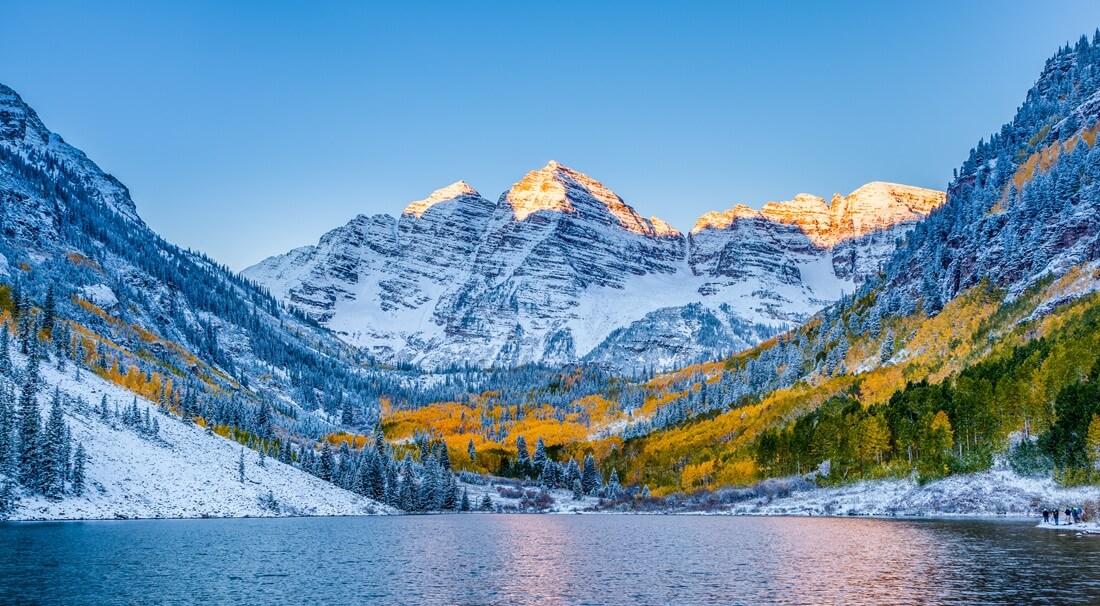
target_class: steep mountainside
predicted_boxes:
[246,165,943,371]
[0,82,423,517]
[0,83,382,424]
[597,35,1100,494]
[378,35,1100,504]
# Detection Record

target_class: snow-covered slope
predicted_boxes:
[8,353,390,521]
[246,165,944,371]
[0,80,386,430]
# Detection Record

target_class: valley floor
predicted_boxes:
[713,470,1100,519]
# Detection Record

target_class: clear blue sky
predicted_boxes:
[3,1,1100,270]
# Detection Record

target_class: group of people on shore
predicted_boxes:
[1041,506,1085,525]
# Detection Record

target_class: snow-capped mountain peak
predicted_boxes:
[504,161,657,235]
[246,166,944,371]
[757,182,946,248]
[0,83,141,222]
[403,180,481,217]
[690,204,761,234]
[649,216,682,238]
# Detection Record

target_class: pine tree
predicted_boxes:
[336,441,353,488]
[373,424,387,458]
[354,458,372,495]
[71,442,86,496]
[256,401,273,441]
[41,285,56,336]
[572,478,584,500]
[460,487,470,512]
[467,438,476,465]
[581,453,599,495]
[238,447,246,483]
[532,437,547,469]
[515,435,530,468]
[438,440,451,471]
[398,453,415,511]
[0,478,18,517]
[0,322,11,376]
[0,384,14,476]
[879,330,894,364]
[441,472,457,511]
[318,442,334,482]
[606,468,621,499]
[17,356,40,489]
[385,463,399,508]
[479,493,493,511]
[40,389,66,499]
[369,455,386,502]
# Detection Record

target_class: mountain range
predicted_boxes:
[4,32,1100,520]
[244,163,943,371]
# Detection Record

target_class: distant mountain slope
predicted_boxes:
[0,82,376,423]
[374,34,1100,503]
[597,33,1100,494]
[0,82,443,517]
[246,163,943,371]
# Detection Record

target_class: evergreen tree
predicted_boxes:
[606,468,621,499]
[479,493,493,511]
[40,389,66,499]
[354,458,372,495]
[879,331,894,364]
[337,441,353,487]
[17,356,40,489]
[515,435,530,468]
[438,440,451,472]
[41,285,56,336]
[460,487,470,512]
[572,478,584,500]
[373,425,387,458]
[369,454,386,502]
[256,401,273,441]
[398,453,416,511]
[581,453,599,495]
[385,463,399,508]
[467,438,476,465]
[0,479,18,518]
[71,442,86,496]
[0,322,11,376]
[441,472,457,511]
[318,441,334,482]
[532,437,547,469]
[0,384,14,476]
[238,447,246,483]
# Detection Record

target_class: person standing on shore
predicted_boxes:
[1043,509,1050,524]
[1054,508,1061,525]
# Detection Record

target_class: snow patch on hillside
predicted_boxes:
[9,356,392,521]
[723,470,1100,518]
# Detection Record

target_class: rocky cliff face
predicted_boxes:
[245,163,944,371]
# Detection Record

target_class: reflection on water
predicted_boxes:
[1,515,1097,605]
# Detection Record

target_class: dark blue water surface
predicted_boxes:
[0,515,1096,605]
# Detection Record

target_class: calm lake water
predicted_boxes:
[0,515,1096,605]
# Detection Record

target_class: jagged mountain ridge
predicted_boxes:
[0,81,386,428]
[245,164,944,371]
